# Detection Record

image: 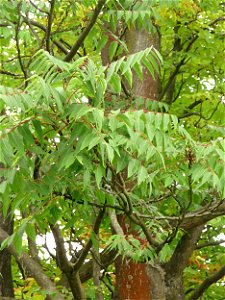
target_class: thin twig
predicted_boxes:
[25,12,42,47]
[29,0,49,14]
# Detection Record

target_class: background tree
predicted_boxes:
[0,1,225,300]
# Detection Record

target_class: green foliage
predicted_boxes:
[0,0,225,299]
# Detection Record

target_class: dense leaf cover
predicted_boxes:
[0,1,225,299]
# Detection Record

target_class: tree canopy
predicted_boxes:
[0,1,225,300]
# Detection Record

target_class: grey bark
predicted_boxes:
[0,228,64,300]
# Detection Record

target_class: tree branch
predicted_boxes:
[196,239,225,249]
[164,225,204,300]
[50,224,72,272]
[50,224,85,300]
[0,228,64,300]
[109,210,124,235]
[25,12,42,47]
[15,3,28,84]
[92,225,104,300]
[46,0,56,52]
[64,0,107,62]
[179,199,225,230]
[22,16,68,55]
[160,16,224,102]
[79,249,117,283]
[73,207,105,272]
[151,199,225,231]
[0,69,24,78]
[29,0,49,15]
[188,265,225,300]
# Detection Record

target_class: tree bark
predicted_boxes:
[125,26,160,104]
[111,25,162,300]
[0,228,64,300]
[0,161,14,298]
[0,212,14,297]
[163,226,204,300]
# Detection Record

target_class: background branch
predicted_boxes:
[46,0,56,52]
[73,207,105,272]
[196,239,225,249]
[15,3,28,85]
[188,265,225,300]
[0,228,64,300]
[64,0,107,62]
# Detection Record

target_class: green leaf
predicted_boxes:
[96,35,108,52]
[133,62,143,80]
[88,135,101,150]
[32,119,43,143]
[0,233,16,251]
[110,73,121,94]
[70,104,93,121]
[138,166,148,185]
[25,223,36,241]
[128,159,141,178]
[109,41,118,62]
[96,189,105,204]
[18,124,34,146]
[0,181,7,194]
[92,108,104,131]
[106,144,114,163]
[123,67,133,87]
[59,151,75,169]
[13,233,23,255]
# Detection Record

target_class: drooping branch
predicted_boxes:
[188,265,225,300]
[0,228,64,300]
[64,0,107,62]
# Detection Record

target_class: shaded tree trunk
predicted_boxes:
[0,162,14,298]
[0,213,14,298]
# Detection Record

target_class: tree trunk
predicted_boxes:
[0,162,14,298]
[125,26,160,104]
[0,213,14,298]
[101,18,201,300]
[112,26,163,300]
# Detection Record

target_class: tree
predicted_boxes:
[0,0,225,299]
